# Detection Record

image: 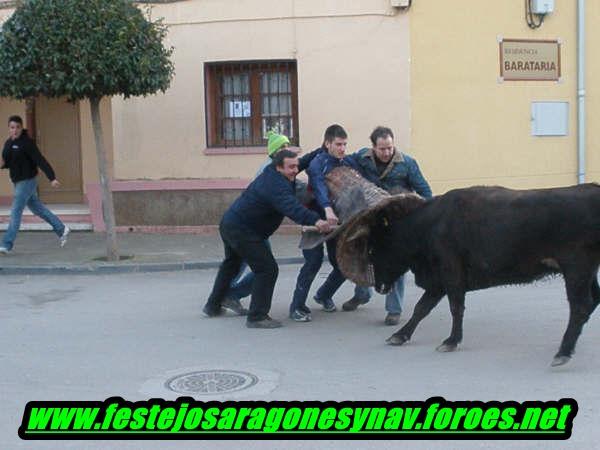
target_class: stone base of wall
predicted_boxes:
[87,179,251,232]
[86,179,302,234]
[114,189,241,226]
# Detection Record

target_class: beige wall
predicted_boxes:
[79,98,114,187]
[112,0,410,180]
[3,0,598,195]
[409,0,597,193]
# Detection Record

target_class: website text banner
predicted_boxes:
[19,397,578,440]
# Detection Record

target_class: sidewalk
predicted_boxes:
[0,231,306,275]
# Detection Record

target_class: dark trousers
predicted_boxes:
[290,238,345,313]
[205,222,278,322]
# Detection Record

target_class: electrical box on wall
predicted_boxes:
[391,0,411,8]
[531,102,568,136]
[531,0,554,14]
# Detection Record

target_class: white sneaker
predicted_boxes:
[59,226,70,248]
[0,246,11,255]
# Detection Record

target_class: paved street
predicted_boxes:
[1,266,599,449]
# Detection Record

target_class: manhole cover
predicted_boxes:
[165,370,259,395]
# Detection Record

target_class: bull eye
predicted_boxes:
[383,217,389,227]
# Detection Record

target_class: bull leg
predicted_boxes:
[553,268,597,366]
[436,289,466,353]
[387,289,444,345]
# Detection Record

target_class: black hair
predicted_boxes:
[8,115,23,125]
[323,124,347,143]
[370,126,394,146]
[273,149,298,167]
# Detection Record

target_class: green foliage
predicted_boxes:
[0,0,174,100]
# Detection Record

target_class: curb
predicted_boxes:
[0,257,306,276]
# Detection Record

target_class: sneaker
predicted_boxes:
[0,246,11,255]
[384,313,401,326]
[342,296,369,311]
[246,317,283,329]
[298,305,312,316]
[59,226,70,248]
[222,297,249,316]
[314,296,337,312]
[289,309,311,322]
[202,304,224,317]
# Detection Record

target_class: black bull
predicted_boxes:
[339,184,600,366]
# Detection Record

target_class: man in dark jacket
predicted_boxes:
[222,131,322,316]
[343,126,432,325]
[0,115,69,254]
[203,149,330,329]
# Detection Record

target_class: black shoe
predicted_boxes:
[342,296,369,311]
[384,313,401,326]
[222,298,249,316]
[202,304,224,317]
[246,317,283,329]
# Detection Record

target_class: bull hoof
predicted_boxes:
[551,355,571,367]
[386,334,409,346]
[436,343,458,353]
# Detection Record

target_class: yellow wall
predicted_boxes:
[409,0,596,193]
[112,0,410,180]
[586,0,600,182]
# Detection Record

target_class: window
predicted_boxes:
[205,60,299,148]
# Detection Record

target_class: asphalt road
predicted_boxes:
[1,266,598,449]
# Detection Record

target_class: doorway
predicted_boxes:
[36,97,83,203]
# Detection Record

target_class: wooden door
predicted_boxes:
[36,97,83,203]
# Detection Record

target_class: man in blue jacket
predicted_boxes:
[343,126,432,325]
[203,149,330,329]
[288,124,360,320]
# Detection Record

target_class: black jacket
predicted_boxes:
[1,130,56,183]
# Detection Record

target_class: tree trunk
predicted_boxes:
[90,97,119,261]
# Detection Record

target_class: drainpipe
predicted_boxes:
[577,0,585,184]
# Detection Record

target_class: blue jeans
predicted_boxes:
[354,275,405,314]
[290,239,345,313]
[2,177,65,251]
[225,240,271,301]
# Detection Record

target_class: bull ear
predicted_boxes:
[345,225,370,242]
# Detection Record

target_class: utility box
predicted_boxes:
[531,0,554,14]
[531,101,568,136]
[391,0,411,8]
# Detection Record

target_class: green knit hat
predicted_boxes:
[267,130,290,156]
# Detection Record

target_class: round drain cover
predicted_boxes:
[165,370,259,395]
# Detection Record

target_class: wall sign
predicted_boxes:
[499,38,561,81]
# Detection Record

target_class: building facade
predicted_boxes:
[0,0,597,231]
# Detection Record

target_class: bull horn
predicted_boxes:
[345,225,370,242]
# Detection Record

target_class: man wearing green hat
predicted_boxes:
[221,130,320,315]
[268,130,290,156]
[204,149,330,328]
